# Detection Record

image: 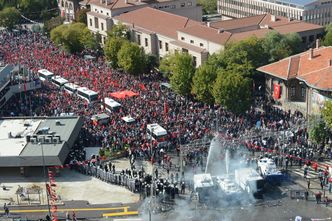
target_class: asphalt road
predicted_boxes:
[0,201,139,220]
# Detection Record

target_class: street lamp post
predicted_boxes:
[39,142,51,218]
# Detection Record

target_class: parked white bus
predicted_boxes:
[104,97,121,112]
[38,69,54,81]
[77,87,98,103]
[51,76,68,87]
[64,83,80,94]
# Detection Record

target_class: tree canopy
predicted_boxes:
[107,23,130,39]
[213,70,252,114]
[322,101,332,130]
[160,52,195,96]
[75,8,89,25]
[191,63,217,104]
[309,117,329,145]
[0,7,20,30]
[323,24,332,46]
[104,37,125,68]
[50,23,98,53]
[117,41,146,75]
[197,0,217,15]
[262,31,303,62]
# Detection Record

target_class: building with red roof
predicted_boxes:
[257,41,332,116]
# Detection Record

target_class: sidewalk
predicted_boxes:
[289,170,332,205]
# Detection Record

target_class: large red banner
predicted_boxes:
[273,84,281,99]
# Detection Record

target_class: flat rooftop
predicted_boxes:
[0,119,41,156]
[0,116,83,167]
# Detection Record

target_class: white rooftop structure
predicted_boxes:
[0,119,41,156]
[38,69,54,77]
[51,76,69,85]
[77,87,98,96]
[105,97,121,108]
[147,123,167,137]
[122,116,135,123]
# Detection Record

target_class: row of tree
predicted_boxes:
[50,22,100,53]
[104,24,156,75]
[0,0,58,21]
[160,31,303,113]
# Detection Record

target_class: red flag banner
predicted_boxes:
[164,100,168,115]
[273,84,281,99]
[138,83,146,91]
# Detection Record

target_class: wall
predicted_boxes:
[177,32,223,54]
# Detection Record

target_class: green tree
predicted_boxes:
[107,23,129,39]
[44,16,65,33]
[0,7,20,30]
[104,37,126,68]
[208,37,266,78]
[117,41,146,75]
[80,26,99,50]
[262,31,302,62]
[191,63,217,104]
[167,52,195,96]
[323,24,332,46]
[159,53,177,78]
[75,8,89,25]
[309,118,329,145]
[198,0,217,14]
[213,70,252,114]
[144,54,157,73]
[284,32,303,54]
[322,101,332,129]
[50,23,97,53]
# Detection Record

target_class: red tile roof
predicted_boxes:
[114,7,201,39]
[178,24,232,44]
[258,47,332,91]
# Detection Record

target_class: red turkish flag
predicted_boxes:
[273,84,281,99]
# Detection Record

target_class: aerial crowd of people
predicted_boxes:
[0,29,331,194]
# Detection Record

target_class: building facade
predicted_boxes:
[218,0,332,26]
[112,8,324,67]
[87,0,202,44]
[58,0,82,22]
[258,43,332,116]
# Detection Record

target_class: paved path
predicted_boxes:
[0,202,139,220]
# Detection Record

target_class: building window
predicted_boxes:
[94,17,99,29]
[181,3,185,7]
[190,40,194,44]
[89,18,92,27]
[188,1,192,6]
[137,35,141,45]
[193,56,197,67]
[171,5,175,8]
[182,48,188,53]
[200,43,204,47]
[301,87,306,97]
[159,40,162,49]
[290,86,296,97]
[101,23,104,31]
[181,37,185,40]
[165,42,169,51]
[107,13,109,16]
[145,38,148,47]
[101,10,103,13]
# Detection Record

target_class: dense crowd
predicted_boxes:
[0,29,331,177]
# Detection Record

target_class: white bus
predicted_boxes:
[64,83,80,94]
[147,123,167,142]
[104,97,121,112]
[51,76,68,87]
[77,87,98,103]
[38,69,54,81]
